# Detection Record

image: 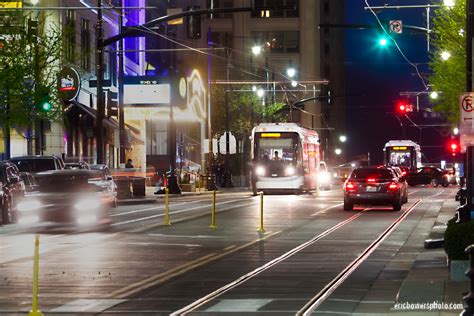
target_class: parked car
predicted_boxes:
[318,161,331,190]
[407,166,449,187]
[388,166,408,203]
[10,155,65,175]
[89,164,117,207]
[343,166,407,212]
[15,169,114,227]
[0,161,26,224]
[65,161,90,170]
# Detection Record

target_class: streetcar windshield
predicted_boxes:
[386,149,412,168]
[255,132,299,164]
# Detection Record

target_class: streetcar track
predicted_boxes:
[171,190,444,315]
[170,210,368,315]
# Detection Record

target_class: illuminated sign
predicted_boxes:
[261,133,281,138]
[393,146,408,150]
[124,84,170,105]
[58,67,81,101]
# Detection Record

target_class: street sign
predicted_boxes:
[460,93,474,152]
[389,20,403,34]
[88,79,111,88]
[58,67,81,102]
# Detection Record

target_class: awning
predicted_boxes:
[67,101,119,129]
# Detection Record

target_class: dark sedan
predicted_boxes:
[407,167,449,187]
[343,166,406,212]
[15,169,114,227]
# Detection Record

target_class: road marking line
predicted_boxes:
[311,203,343,216]
[111,230,281,299]
[111,199,251,227]
[49,299,126,313]
[148,234,227,239]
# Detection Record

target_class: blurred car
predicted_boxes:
[10,155,65,175]
[398,166,410,177]
[15,169,114,227]
[387,166,408,203]
[318,161,331,190]
[65,161,90,170]
[343,166,406,212]
[407,166,449,187]
[0,162,26,224]
[87,164,117,207]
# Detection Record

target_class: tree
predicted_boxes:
[429,1,466,124]
[0,16,65,154]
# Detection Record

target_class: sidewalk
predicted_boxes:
[117,186,250,205]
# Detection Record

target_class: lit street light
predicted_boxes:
[287,67,296,78]
[430,91,439,99]
[454,127,459,135]
[443,0,455,8]
[441,51,451,61]
[335,148,342,155]
[339,135,347,143]
[252,85,257,92]
[252,45,262,56]
[291,80,298,87]
[257,88,265,98]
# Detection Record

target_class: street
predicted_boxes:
[0,186,461,315]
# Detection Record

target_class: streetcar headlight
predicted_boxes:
[255,166,265,176]
[285,166,296,176]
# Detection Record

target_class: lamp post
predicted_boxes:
[222,43,234,188]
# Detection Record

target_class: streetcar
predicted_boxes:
[250,123,320,195]
[383,140,421,173]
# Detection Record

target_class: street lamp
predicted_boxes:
[454,127,460,135]
[287,67,296,78]
[443,0,455,8]
[339,135,347,143]
[430,91,439,99]
[256,88,265,98]
[291,80,298,87]
[441,51,451,61]
[335,148,342,155]
[252,45,262,56]
[31,0,39,4]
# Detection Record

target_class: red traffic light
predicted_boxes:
[449,140,460,156]
[396,101,413,113]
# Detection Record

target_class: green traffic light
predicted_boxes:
[379,37,388,46]
[41,101,52,111]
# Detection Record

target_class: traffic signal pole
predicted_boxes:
[466,0,474,210]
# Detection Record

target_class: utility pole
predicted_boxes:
[95,0,105,164]
[466,0,474,210]
[118,2,126,166]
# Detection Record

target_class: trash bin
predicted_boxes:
[131,177,146,197]
[116,178,132,199]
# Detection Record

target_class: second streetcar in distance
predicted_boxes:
[383,140,421,173]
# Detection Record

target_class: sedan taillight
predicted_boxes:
[345,181,356,191]
[388,182,399,190]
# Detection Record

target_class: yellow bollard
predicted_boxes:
[28,235,43,316]
[164,188,171,226]
[258,192,265,233]
[209,190,217,229]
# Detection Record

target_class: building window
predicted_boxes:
[80,18,91,71]
[251,31,299,53]
[207,0,233,19]
[251,0,299,18]
[65,10,75,62]
[209,32,233,48]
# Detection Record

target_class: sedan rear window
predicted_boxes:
[13,159,56,173]
[351,168,394,179]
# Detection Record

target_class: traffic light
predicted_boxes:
[37,94,52,112]
[449,140,460,156]
[396,101,413,114]
[186,6,201,39]
[378,36,388,47]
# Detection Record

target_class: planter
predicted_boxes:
[181,184,195,192]
[449,259,470,281]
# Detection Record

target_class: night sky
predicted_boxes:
[344,0,454,164]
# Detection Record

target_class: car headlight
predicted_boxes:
[255,166,265,176]
[17,200,42,212]
[74,198,100,211]
[77,214,98,226]
[285,166,296,176]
